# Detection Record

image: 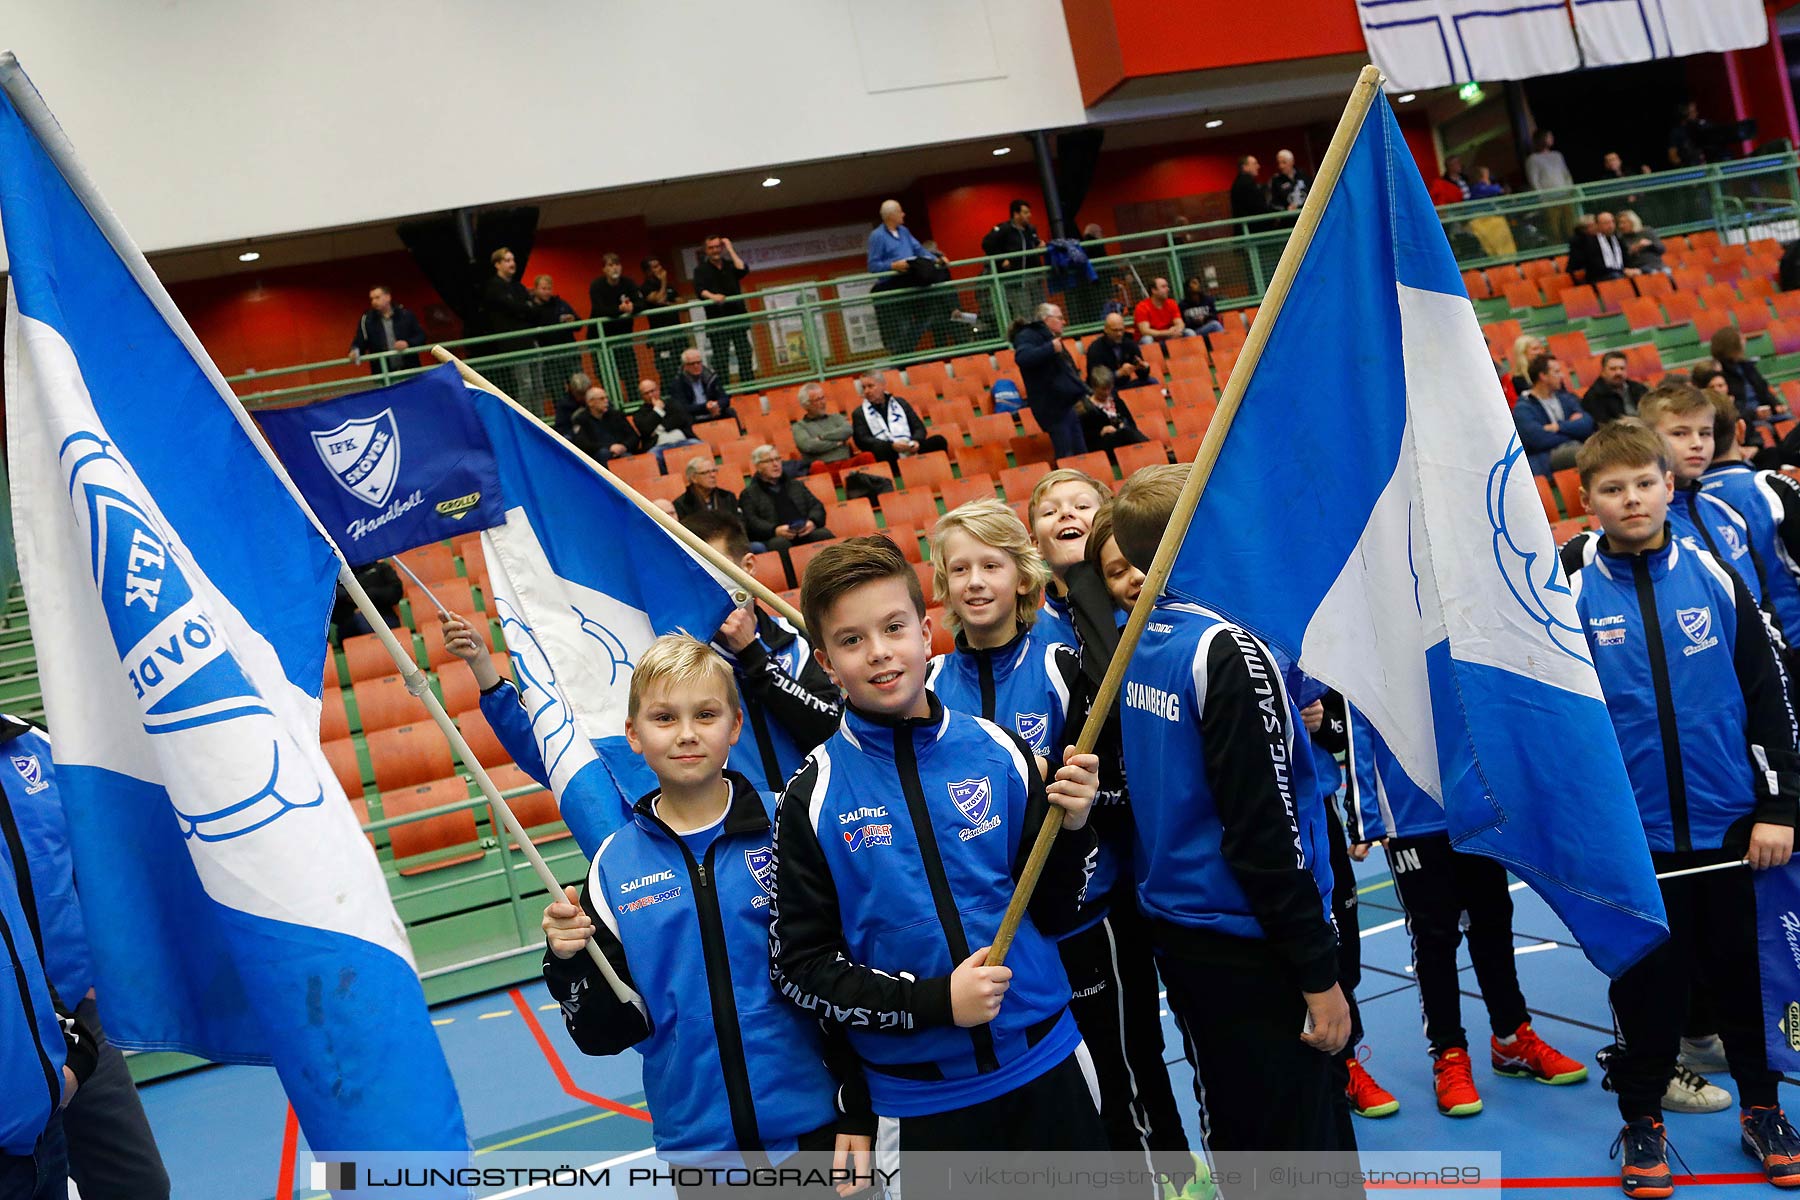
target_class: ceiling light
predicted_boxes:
[992,146,1011,156]
[1398,93,1418,103]
[761,176,781,188]
[237,251,260,262]
[1204,119,1224,129]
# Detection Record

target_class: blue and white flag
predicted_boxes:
[255,364,505,565]
[463,376,738,855]
[1756,864,1800,1071]
[0,57,467,1157]
[1162,92,1667,976]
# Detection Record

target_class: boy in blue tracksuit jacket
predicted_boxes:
[540,634,873,1177]
[0,718,168,1199]
[924,500,1164,1163]
[1642,385,1772,611]
[770,536,1106,1167]
[1346,706,1586,1119]
[1561,420,1800,1195]
[1699,388,1800,661]
[1109,466,1357,1164]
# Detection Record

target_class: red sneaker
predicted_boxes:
[1433,1047,1483,1117]
[1492,1021,1589,1085]
[1345,1047,1399,1118]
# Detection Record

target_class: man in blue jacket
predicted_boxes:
[1512,354,1595,475]
[1012,303,1090,459]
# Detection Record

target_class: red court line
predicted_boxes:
[274,1104,299,1200]
[509,987,654,1122]
[1496,1173,1767,1189]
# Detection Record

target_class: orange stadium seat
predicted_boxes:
[826,498,879,538]
[487,765,568,847]
[898,451,954,494]
[881,489,940,529]
[353,674,425,734]
[1620,297,1664,331]
[883,524,926,563]
[968,413,1017,446]
[1000,462,1050,503]
[453,708,512,770]
[385,779,484,876]
[1060,451,1116,486]
[397,542,458,582]
[955,442,1008,480]
[1596,279,1638,313]
[1114,440,1170,477]
[322,737,365,797]
[365,723,456,793]
[941,474,999,510]
[1009,433,1055,467]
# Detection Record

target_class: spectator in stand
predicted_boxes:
[1690,362,1732,397]
[568,384,639,465]
[740,445,832,553]
[981,199,1042,272]
[1229,155,1273,227]
[1569,211,1632,283]
[1085,312,1155,390]
[1013,302,1091,458]
[349,285,427,374]
[1510,334,1548,398]
[587,253,643,399]
[1078,367,1150,452]
[554,371,591,436]
[693,235,755,384]
[1582,351,1649,425]
[482,247,541,401]
[1269,148,1309,211]
[530,273,582,392]
[1526,130,1576,241]
[791,383,856,468]
[673,347,736,426]
[673,455,743,524]
[1133,277,1194,345]
[1617,211,1667,274]
[1513,354,1595,474]
[1712,326,1788,440]
[1669,100,1706,167]
[1427,173,1466,207]
[332,560,403,636]
[1180,276,1228,338]
[1468,166,1506,199]
[851,371,948,464]
[1441,155,1472,201]
[867,199,943,356]
[632,377,703,470]
[639,256,687,395]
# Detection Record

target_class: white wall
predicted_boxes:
[2,0,1086,254]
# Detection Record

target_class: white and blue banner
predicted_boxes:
[1573,0,1767,67]
[1757,863,1800,1071]
[1164,92,1668,977]
[464,378,738,855]
[256,364,505,565]
[1355,0,1581,92]
[0,55,467,1162]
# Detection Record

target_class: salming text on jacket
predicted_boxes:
[1118,599,1338,993]
[1701,460,1800,640]
[769,696,1094,1116]
[1562,530,1800,854]
[542,773,853,1162]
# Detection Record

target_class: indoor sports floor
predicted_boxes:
[132,849,1787,1199]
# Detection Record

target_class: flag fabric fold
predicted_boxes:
[463,379,738,855]
[1163,92,1667,977]
[0,56,465,1155]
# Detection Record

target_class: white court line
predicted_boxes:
[1360,917,1406,938]
[484,1146,659,1199]
[1514,940,1559,956]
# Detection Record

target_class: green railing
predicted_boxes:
[229,153,1800,417]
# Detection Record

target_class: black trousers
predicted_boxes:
[709,325,757,384]
[865,435,950,466]
[1385,832,1528,1053]
[1057,911,1188,1161]
[1156,940,1357,1155]
[61,1000,168,1200]
[1325,801,1365,1050]
[1608,860,1778,1120]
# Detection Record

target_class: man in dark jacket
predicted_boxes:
[1084,312,1154,389]
[568,385,640,464]
[1568,211,1631,283]
[740,445,832,553]
[1512,354,1595,474]
[850,371,948,465]
[673,348,736,425]
[332,560,403,637]
[588,253,643,399]
[639,256,687,395]
[631,379,703,469]
[482,247,541,401]
[349,286,428,374]
[529,274,582,394]
[672,456,743,524]
[981,200,1042,272]
[1230,156,1274,224]
[1013,302,1090,458]
[1581,352,1649,426]
[693,234,755,384]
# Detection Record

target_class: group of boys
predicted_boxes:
[438,381,1800,1198]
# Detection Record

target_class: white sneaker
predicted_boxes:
[1678,1034,1729,1075]
[1662,1063,1732,1114]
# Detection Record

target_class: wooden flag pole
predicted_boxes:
[988,64,1388,965]
[432,347,809,633]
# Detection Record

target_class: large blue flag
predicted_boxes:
[1162,92,1667,977]
[0,56,467,1157]
[459,373,738,855]
[255,365,506,565]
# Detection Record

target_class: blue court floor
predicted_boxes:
[132,848,1790,1198]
